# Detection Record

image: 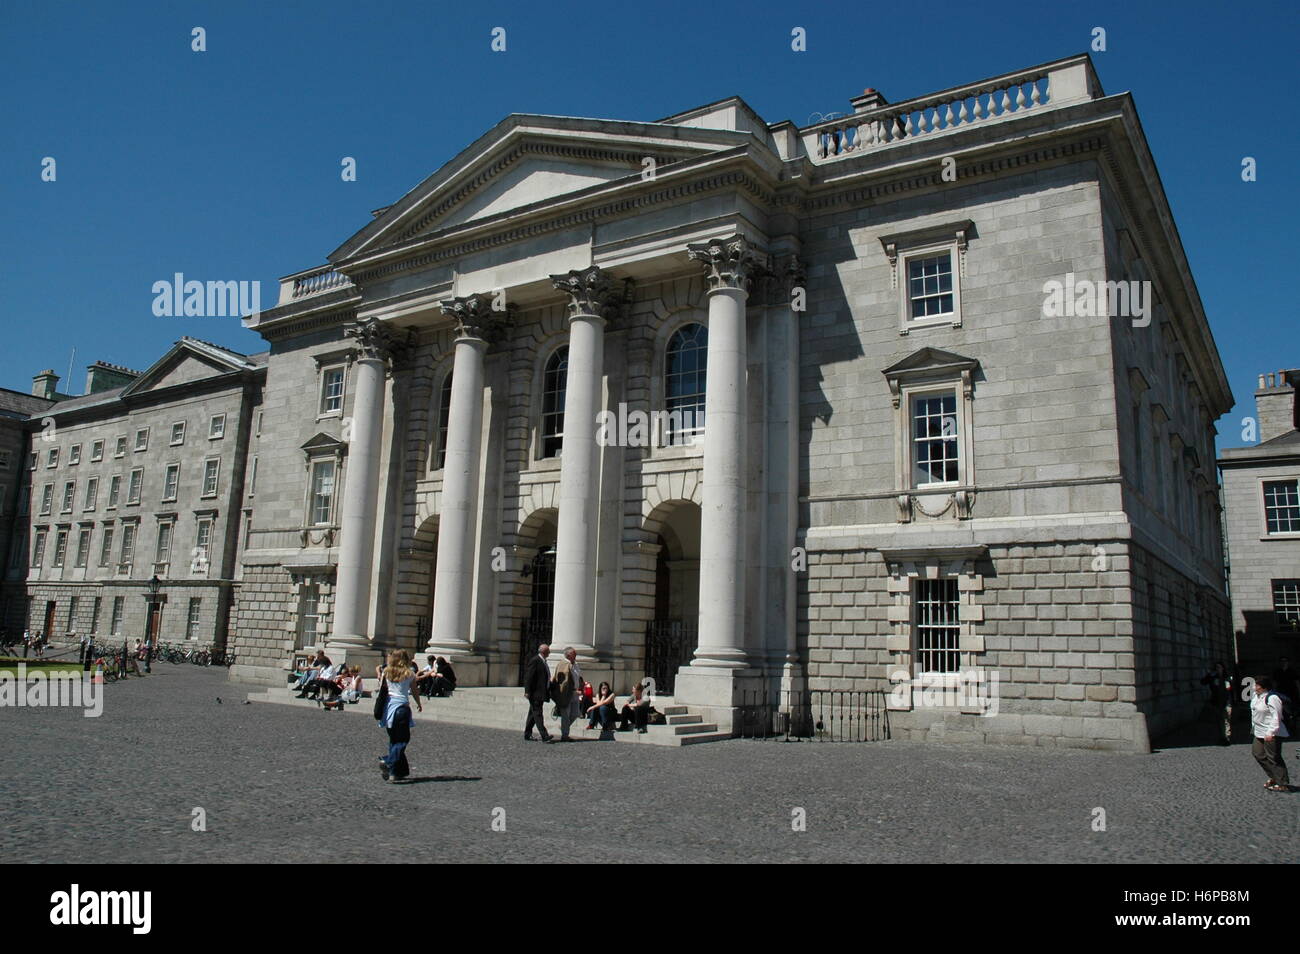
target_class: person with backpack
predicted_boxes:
[1250,676,1291,792]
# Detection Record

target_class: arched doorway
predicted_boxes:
[644,500,701,693]
[516,510,558,685]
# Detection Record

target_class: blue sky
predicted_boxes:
[1,0,1295,446]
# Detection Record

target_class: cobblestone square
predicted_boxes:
[2,667,1295,864]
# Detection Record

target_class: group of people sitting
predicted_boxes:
[290,650,456,710]
[583,678,656,733]
[289,650,365,710]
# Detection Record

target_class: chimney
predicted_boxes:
[84,361,139,395]
[1255,369,1299,443]
[32,369,59,399]
[850,87,889,114]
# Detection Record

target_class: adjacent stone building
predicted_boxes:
[1219,370,1300,674]
[225,52,1234,751]
[16,340,264,649]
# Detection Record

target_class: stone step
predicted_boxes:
[666,714,702,725]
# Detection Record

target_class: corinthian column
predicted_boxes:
[329,317,404,654]
[549,266,617,664]
[428,295,498,663]
[687,236,764,669]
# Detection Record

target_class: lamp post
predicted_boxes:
[145,575,160,674]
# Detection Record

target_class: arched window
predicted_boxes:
[664,323,707,445]
[434,371,453,470]
[541,346,568,458]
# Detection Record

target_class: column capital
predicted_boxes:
[687,235,769,293]
[344,317,413,363]
[439,294,508,342]
[550,266,628,321]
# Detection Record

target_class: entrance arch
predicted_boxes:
[514,508,558,685]
[643,499,701,692]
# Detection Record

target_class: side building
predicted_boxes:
[18,340,264,649]
[1219,369,1300,675]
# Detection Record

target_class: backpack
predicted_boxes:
[1272,692,1294,723]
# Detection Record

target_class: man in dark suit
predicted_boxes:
[522,643,553,742]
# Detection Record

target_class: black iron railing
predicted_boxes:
[737,688,890,742]
[645,619,697,694]
[517,617,552,687]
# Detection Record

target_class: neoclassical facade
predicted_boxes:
[230,53,1234,750]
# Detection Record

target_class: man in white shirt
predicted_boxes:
[1251,676,1291,791]
[304,661,342,701]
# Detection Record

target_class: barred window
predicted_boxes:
[915,578,961,674]
[1263,480,1300,534]
[1274,580,1300,632]
[908,253,954,320]
[541,347,568,459]
[912,392,959,486]
[665,323,707,445]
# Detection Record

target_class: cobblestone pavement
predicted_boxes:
[1,666,1296,863]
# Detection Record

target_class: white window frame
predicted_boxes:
[52,529,68,568]
[185,597,202,640]
[114,435,127,458]
[194,518,213,574]
[1260,476,1300,538]
[134,428,149,452]
[209,414,226,440]
[881,221,971,335]
[90,439,104,462]
[69,443,81,465]
[119,522,137,572]
[126,468,144,505]
[201,458,220,498]
[75,526,92,568]
[155,521,174,566]
[307,458,336,526]
[163,463,180,502]
[319,365,346,418]
[31,528,48,567]
[61,480,75,513]
[110,596,124,636]
[107,475,121,509]
[170,421,187,445]
[39,483,53,515]
[84,476,98,511]
[99,526,115,567]
[46,448,59,468]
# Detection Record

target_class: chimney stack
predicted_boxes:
[1255,369,1298,443]
[32,369,59,400]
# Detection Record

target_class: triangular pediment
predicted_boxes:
[301,432,345,454]
[331,114,756,261]
[883,347,979,378]
[120,338,254,397]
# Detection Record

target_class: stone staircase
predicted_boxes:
[245,683,731,747]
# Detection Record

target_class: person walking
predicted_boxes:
[552,647,584,741]
[1250,676,1291,792]
[375,650,422,782]
[522,643,553,743]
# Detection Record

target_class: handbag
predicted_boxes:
[372,678,389,721]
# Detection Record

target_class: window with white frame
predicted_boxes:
[434,371,453,470]
[134,428,149,452]
[107,475,121,509]
[194,518,213,572]
[1274,580,1300,631]
[99,527,114,567]
[127,468,143,505]
[163,464,180,502]
[186,597,202,640]
[69,444,81,465]
[320,367,345,416]
[907,253,955,321]
[540,347,568,459]
[881,221,970,334]
[39,483,53,515]
[61,480,75,513]
[29,452,37,470]
[911,392,960,487]
[202,458,220,497]
[309,460,335,525]
[31,529,48,567]
[209,414,225,440]
[114,436,127,458]
[47,448,59,468]
[69,595,79,629]
[119,523,136,570]
[1263,480,1300,535]
[297,583,321,649]
[52,530,68,568]
[90,439,104,462]
[84,476,98,511]
[90,596,101,633]
[75,527,91,568]
[914,578,961,674]
[110,596,124,635]
[155,522,173,565]
[664,323,708,445]
[171,422,186,445]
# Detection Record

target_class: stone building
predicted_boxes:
[0,384,57,634]
[1219,370,1300,675]
[229,52,1232,751]
[16,341,264,648]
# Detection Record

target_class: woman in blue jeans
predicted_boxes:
[375,650,422,782]
[585,681,616,731]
